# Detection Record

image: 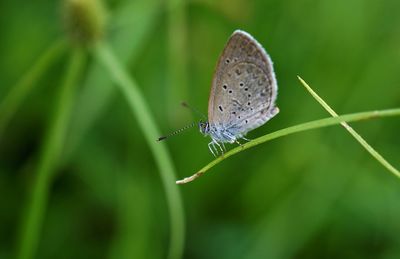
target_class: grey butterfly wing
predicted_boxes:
[208,30,278,135]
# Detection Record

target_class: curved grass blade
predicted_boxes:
[167,0,188,123]
[177,108,400,184]
[94,42,185,259]
[17,47,86,259]
[298,76,400,178]
[0,40,66,140]
[64,0,161,160]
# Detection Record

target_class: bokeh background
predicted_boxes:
[1,0,400,258]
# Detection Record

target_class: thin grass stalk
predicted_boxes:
[297,76,400,178]
[177,108,400,184]
[0,40,66,139]
[16,47,85,259]
[94,42,185,259]
[167,0,188,123]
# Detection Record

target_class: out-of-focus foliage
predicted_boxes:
[0,0,400,258]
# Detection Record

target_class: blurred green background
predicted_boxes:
[1,0,400,258]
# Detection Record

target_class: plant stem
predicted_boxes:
[177,108,400,184]
[298,76,400,178]
[94,42,185,259]
[167,0,188,123]
[17,47,85,259]
[0,39,66,139]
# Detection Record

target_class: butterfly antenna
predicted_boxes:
[181,102,207,120]
[157,121,197,141]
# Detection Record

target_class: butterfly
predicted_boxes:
[199,30,278,156]
[159,30,278,157]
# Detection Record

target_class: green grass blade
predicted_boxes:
[94,42,185,259]
[0,40,66,139]
[177,108,400,184]
[298,76,400,178]
[16,47,86,259]
[167,0,188,123]
[64,0,161,160]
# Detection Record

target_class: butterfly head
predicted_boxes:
[199,120,210,136]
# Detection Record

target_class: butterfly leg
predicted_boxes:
[212,140,223,155]
[214,141,224,154]
[221,142,226,152]
[208,142,218,157]
[241,136,252,142]
[234,139,246,149]
[211,140,222,156]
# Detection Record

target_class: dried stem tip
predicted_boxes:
[63,0,107,45]
[176,171,204,184]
